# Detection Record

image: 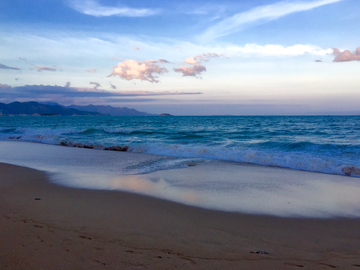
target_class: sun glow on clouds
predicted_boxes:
[174,53,224,78]
[34,66,57,72]
[68,0,159,17]
[333,47,360,62]
[109,59,168,83]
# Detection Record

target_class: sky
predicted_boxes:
[0,0,359,115]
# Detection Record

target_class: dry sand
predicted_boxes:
[1,162,360,269]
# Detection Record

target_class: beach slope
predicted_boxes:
[1,163,360,269]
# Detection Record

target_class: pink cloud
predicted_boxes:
[0,83,12,89]
[86,68,97,73]
[35,66,57,72]
[333,47,360,62]
[173,65,206,77]
[184,53,222,65]
[109,59,168,83]
[174,53,223,78]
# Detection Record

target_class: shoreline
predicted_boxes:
[1,140,360,218]
[1,163,360,269]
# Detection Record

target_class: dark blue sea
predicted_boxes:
[1,115,359,177]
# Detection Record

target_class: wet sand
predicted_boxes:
[1,163,360,269]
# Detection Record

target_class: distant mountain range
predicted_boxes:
[0,101,101,116]
[0,101,156,116]
[66,104,155,116]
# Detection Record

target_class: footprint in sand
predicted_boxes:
[284,262,304,268]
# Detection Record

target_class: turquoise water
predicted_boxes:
[1,116,360,176]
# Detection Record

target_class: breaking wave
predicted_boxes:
[1,116,360,176]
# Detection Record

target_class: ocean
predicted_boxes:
[0,115,359,177]
[1,115,360,217]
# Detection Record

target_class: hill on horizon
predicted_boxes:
[66,104,155,116]
[0,101,102,116]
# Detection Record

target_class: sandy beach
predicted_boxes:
[1,162,360,269]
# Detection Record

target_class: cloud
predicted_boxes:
[68,0,159,17]
[133,46,140,50]
[158,59,170,63]
[0,83,12,89]
[315,59,322,62]
[333,47,360,62]
[174,53,223,78]
[65,82,71,87]
[35,66,57,72]
[184,53,222,65]
[86,68,97,73]
[199,0,342,41]
[173,65,207,77]
[175,46,183,52]
[109,59,168,83]
[110,83,116,89]
[0,63,20,70]
[0,84,201,104]
[229,43,331,56]
[90,82,101,89]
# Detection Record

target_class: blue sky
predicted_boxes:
[0,0,359,115]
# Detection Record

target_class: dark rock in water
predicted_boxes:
[104,145,129,151]
[250,250,269,255]
[342,166,360,176]
[59,141,98,149]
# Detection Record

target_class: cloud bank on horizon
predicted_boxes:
[0,84,201,105]
[0,63,20,71]
[0,0,359,115]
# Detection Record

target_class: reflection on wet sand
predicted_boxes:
[49,163,360,218]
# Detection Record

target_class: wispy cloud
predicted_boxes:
[199,0,342,41]
[65,82,71,87]
[230,43,332,56]
[110,83,116,89]
[0,84,201,104]
[68,0,160,17]
[35,66,57,72]
[90,82,101,89]
[333,47,360,62]
[86,68,97,73]
[109,59,168,83]
[0,63,20,70]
